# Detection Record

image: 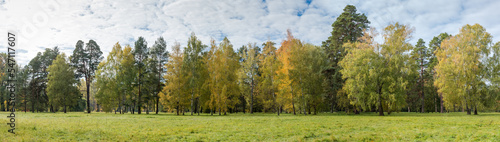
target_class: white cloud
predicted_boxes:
[0,0,499,66]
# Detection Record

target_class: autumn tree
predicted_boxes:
[47,53,80,113]
[206,38,240,115]
[435,24,494,115]
[322,5,370,112]
[428,33,451,113]
[71,40,103,113]
[277,30,299,115]
[160,42,188,115]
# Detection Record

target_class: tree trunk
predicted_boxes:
[86,81,91,113]
[378,86,384,116]
[420,57,425,113]
[291,86,296,115]
[440,93,444,113]
[138,82,142,114]
[146,102,149,114]
[474,104,478,115]
[64,105,67,113]
[191,90,194,115]
[331,98,335,113]
[156,96,159,114]
[250,80,254,114]
[434,97,437,113]
[176,103,179,115]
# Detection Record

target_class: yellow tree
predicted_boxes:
[206,38,240,115]
[160,42,188,115]
[435,24,493,115]
[277,30,300,114]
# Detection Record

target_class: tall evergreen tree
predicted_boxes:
[149,37,169,114]
[133,37,148,114]
[70,40,103,113]
[322,5,370,112]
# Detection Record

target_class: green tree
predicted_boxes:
[289,42,328,115]
[259,40,282,115]
[120,45,136,113]
[149,37,169,114]
[411,38,429,112]
[322,5,370,112]
[95,43,122,112]
[71,40,103,113]
[133,37,148,114]
[47,53,79,113]
[183,33,207,115]
[341,23,414,116]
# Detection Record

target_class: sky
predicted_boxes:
[1,0,499,66]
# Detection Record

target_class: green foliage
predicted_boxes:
[133,36,149,114]
[183,33,207,115]
[149,36,169,114]
[322,5,370,112]
[341,23,414,115]
[47,53,80,113]
[258,40,282,114]
[70,40,103,113]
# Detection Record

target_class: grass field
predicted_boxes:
[1,111,499,141]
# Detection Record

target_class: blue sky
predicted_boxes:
[1,0,499,65]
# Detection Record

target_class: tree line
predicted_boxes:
[1,5,499,115]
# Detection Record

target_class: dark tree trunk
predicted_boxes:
[331,98,335,113]
[440,93,444,113]
[156,96,159,114]
[420,57,425,113]
[474,105,478,115]
[291,86,296,115]
[64,105,67,113]
[378,85,384,116]
[138,83,142,114]
[86,81,91,113]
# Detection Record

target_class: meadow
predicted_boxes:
[1,112,499,141]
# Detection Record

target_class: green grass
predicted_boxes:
[1,111,499,141]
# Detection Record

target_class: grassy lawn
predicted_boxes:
[1,111,499,141]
